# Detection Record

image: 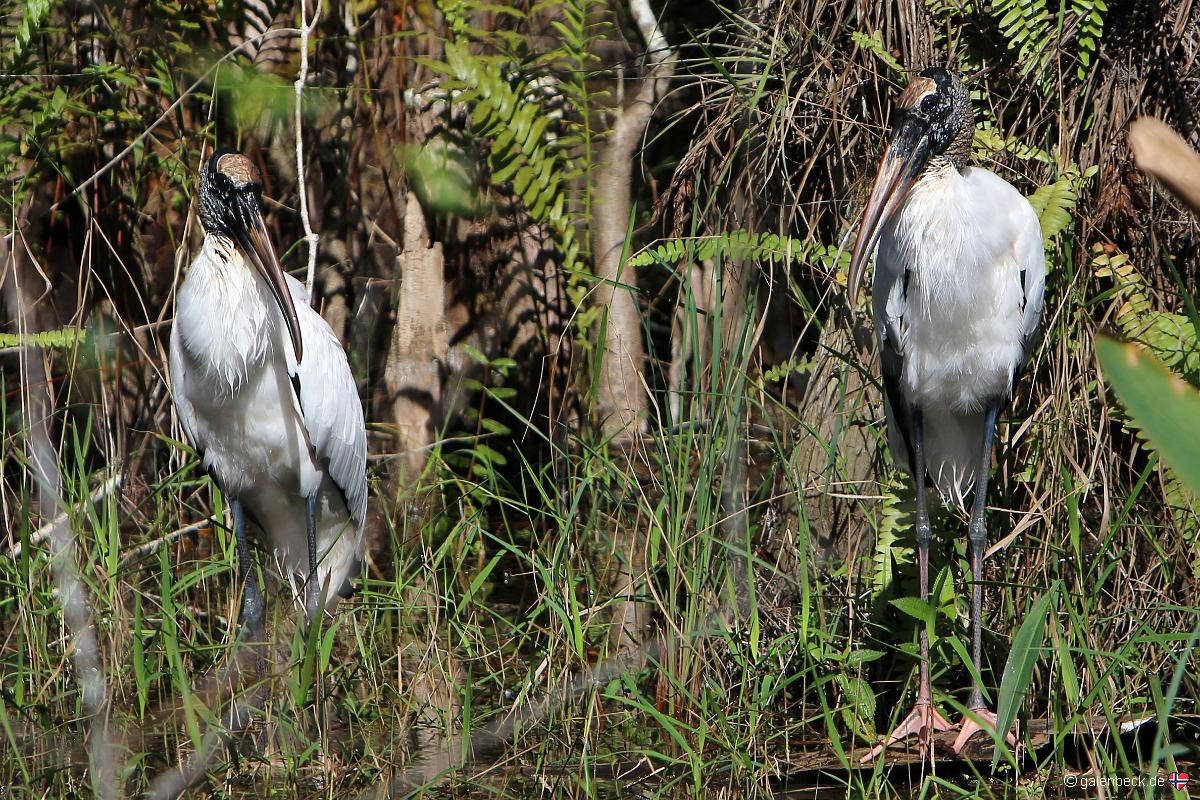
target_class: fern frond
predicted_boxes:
[872,475,910,601]
[1071,0,1107,80]
[1093,245,1200,573]
[992,0,1054,85]
[628,232,844,272]
[974,128,1056,167]
[430,40,582,271]
[421,0,604,312]
[1027,175,1078,245]
[1093,247,1200,378]
[0,327,87,350]
[923,0,978,16]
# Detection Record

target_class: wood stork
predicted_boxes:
[170,150,367,635]
[847,68,1045,761]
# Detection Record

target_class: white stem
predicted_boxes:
[296,0,322,300]
[630,0,671,75]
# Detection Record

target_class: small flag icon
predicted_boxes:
[1167,772,1190,790]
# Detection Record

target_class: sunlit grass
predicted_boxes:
[3,257,1198,799]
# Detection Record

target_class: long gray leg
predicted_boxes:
[966,400,1000,711]
[912,410,935,714]
[304,493,320,621]
[952,400,1017,754]
[231,498,264,637]
[861,408,951,762]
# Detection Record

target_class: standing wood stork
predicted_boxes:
[170,150,367,635]
[847,68,1045,761]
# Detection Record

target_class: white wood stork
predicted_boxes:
[170,150,367,635]
[847,68,1045,761]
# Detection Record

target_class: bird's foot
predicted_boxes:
[951,706,1017,755]
[859,701,953,764]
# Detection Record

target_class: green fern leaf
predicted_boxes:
[1071,0,1107,80]
[872,476,911,601]
[0,327,87,349]
[1093,247,1200,575]
[992,0,1054,84]
[628,231,844,272]
[1027,175,1077,244]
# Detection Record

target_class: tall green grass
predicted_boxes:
[2,2,1199,798]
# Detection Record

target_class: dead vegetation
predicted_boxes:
[1,0,1198,796]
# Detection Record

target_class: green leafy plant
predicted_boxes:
[425,0,603,276]
[1071,0,1108,80]
[851,30,904,78]
[0,328,86,350]
[1095,247,1200,377]
[991,0,1109,85]
[1095,251,1200,573]
[871,476,909,602]
[628,231,846,273]
[993,0,1055,81]
[1097,337,1200,500]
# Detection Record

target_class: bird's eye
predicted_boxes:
[920,94,941,115]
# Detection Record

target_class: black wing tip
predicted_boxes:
[337,555,364,599]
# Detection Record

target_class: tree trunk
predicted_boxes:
[591,0,677,444]
[383,194,449,488]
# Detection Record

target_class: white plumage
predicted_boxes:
[874,162,1045,501]
[170,151,366,625]
[847,68,1045,762]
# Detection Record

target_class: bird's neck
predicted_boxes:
[941,121,974,173]
[894,162,972,291]
[177,235,279,391]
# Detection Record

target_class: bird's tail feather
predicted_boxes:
[924,409,983,507]
[885,403,985,508]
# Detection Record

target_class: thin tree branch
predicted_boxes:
[296,0,322,298]
[591,0,678,441]
[1,28,300,245]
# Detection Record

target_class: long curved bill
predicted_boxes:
[235,205,304,364]
[846,138,924,305]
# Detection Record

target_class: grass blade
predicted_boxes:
[991,584,1055,770]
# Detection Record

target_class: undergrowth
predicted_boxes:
[1,0,1198,798]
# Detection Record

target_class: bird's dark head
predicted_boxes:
[199,150,266,236]
[890,67,971,168]
[197,149,303,363]
[846,68,973,304]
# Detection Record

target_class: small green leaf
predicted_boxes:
[1028,176,1078,245]
[890,596,936,627]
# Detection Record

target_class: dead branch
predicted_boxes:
[3,224,117,799]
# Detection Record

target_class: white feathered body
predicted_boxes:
[170,236,367,608]
[873,162,1045,502]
